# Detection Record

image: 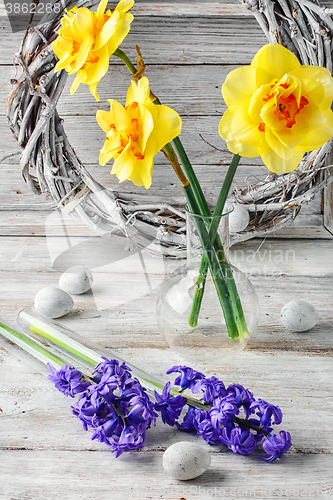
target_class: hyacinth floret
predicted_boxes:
[153,381,187,426]
[209,394,240,427]
[47,363,91,398]
[166,365,205,391]
[227,383,255,418]
[261,431,292,462]
[220,422,257,455]
[250,398,283,428]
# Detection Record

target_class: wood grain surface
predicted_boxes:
[0,1,333,499]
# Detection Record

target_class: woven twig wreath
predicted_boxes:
[6,0,333,256]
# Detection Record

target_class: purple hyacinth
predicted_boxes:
[220,422,257,455]
[71,359,157,457]
[166,365,205,391]
[49,359,290,462]
[154,381,187,426]
[93,358,132,384]
[261,431,292,462]
[195,376,227,403]
[250,399,283,428]
[47,363,91,398]
[209,395,240,427]
[227,383,255,418]
[72,392,110,430]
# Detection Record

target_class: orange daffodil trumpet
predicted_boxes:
[219,43,333,173]
[96,77,182,189]
[52,0,134,101]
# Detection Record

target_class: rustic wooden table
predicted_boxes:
[1,1,333,499]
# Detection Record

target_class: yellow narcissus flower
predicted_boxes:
[96,77,182,189]
[52,0,134,101]
[219,43,333,173]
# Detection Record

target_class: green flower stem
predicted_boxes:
[189,154,248,335]
[0,320,67,369]
[29,323,100,367]
[113,48,137,74]
[182,184,239,339]
[16,309,210,410]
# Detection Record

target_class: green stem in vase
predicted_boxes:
[188,154,248,336]
[182,184,239,339]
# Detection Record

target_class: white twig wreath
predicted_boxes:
[6,0,333,255]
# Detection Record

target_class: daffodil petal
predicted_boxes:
[300,109,333,150]
[231,105,266,148]
[107,13,134,55]
[135,104,154,153]
[261,147,305,174]
[72,8,94,40]
[251,43,300,80]
[112,143,135,181]
[130,156,154,189]
[84,45,109,84]
[75,34,94,72]
[291,66,333,109]
[222,66,258,113]
[96,109,112,133]
[265,127,293,160]
[110,99,131,133]
[89,82,100,101]
[70,71,84,94]
[115,0,135,16]
[126,77,152,108]
[146,104,182,154]
[219,109,264,157]
[94,12,120,51]
[96,0,108,19]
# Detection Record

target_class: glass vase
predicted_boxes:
[156,205,260,363]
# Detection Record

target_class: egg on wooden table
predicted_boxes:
[163,442,211,480]
[34,287,74,319]
[59,266,92,295]
[281,300,319,332]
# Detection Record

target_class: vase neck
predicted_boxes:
[186,210,230,265]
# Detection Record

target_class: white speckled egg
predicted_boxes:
[163,442,211,480]
[34,287,73,319]
[229,204,250,233]
[59,266,92,295]
[281,300,319,332]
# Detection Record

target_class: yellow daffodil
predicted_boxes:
[52,0,134,101]
[96,77,182,189]
[219,43,333,173]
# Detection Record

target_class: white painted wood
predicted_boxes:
[0,3,333,497]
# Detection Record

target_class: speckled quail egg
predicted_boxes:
[281,300,319,332]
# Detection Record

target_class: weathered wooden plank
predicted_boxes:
[0,446,331,500]
[0,15,267,65]
[0,235,332,353]
[0,64,252,118]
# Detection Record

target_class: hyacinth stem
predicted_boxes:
[15,308,209,409]
[0,320,67,370]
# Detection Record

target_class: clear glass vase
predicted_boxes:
[156,205,260,363]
